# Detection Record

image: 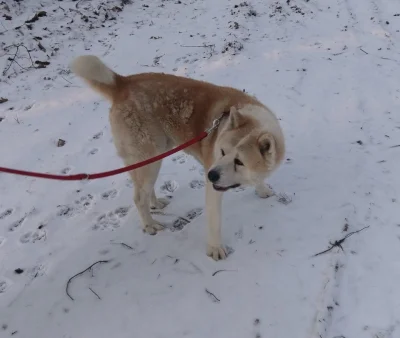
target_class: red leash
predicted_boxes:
[0,114,225,181]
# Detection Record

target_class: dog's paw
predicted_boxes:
[143,222,164,235]
[207,244,227,261]
[255,184,274,199]
[150,198,170,210]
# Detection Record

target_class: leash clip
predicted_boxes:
[205,114,225,134]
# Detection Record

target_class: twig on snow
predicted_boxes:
[66,260,109,301]
[111,242,134,250]
[88,287,101,300]
[389,144,400,148]
[212,269,237,277]
[2,44,37,76]
[205,288,220,303]
[180,44,215,48]
[313,226,370,257]
[359,47,369,55]
[60,76,73,84]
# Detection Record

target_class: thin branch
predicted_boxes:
[180,44,215,48]
[389,144,400,148]
[18,44,36,67]
[111,242,134,250]
[313,226,370,257]
[88,287,101,300]
[66,260,109,301]
[2,44,36,76]
[212,269,236,276]
[3,45,20,75]
[205,288,220,303]
[359,47,369,55]
[61,76,73,84]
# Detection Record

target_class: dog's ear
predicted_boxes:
[258,133,275,156]
[227,106,245,129]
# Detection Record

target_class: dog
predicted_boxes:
[70,55,285,260]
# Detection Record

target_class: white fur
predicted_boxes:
[70,55,115,85]
[239,104,285,147]
[205,181,226,260]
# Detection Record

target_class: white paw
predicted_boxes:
[255,185,274,199]
[150,197,170,210]
[207,244,227,261]
[143,222,164,235]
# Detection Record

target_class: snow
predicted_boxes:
[1,0,400,337]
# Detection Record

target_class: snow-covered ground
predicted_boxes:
[1,0,400,337]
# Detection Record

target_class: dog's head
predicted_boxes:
[207,106,284,192]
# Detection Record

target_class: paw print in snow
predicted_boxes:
[172,153,187,164]
[0,279,9,294]
[88,148,98,156]
[20,228,46,244]
[101,189,118,200]
[29,264,46,278]
[0,208,13,220]
[189,179,205,189]
[75,194,94,211]
[160,180,178,194]
[8,209,37,232]
[57,205,74,218]
[92,206,130,230]
[92,131,103,140]
[8,217,26,232]
[57,194,94,218]
[172,208,203,231]
[186,208,203,220]
[61,167,72,174]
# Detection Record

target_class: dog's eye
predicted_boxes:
[221,149,225,156]
[234,158,244,166]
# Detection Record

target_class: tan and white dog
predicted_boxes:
[70,55,285,260]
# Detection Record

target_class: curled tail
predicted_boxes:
[70,55,121,101]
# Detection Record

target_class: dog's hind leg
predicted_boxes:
[128,160,165,235]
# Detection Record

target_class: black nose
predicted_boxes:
[207,169,220,183]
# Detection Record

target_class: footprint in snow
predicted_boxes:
[8,216,26,232]
[160,180,178,194]
[92,131,103,140]
[171,154,187,164]
[57,194,94,218]
[189,179,205,189]
[61,167,72,174]
[92,206,130,231]
[8,209,37,232]
[0,208,13,220]
[57,205,74,218]
[0,279,10,294]
[171,208,203,231]
[20,228,46,244]
[29,264,46,278]
[88,148,98,156]
[125,179,134,188]
[101,189,118,200]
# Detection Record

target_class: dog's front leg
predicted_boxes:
[205,181,226,260]
[255,182,274,198]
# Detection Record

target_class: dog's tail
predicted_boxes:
[70,55,121,101]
